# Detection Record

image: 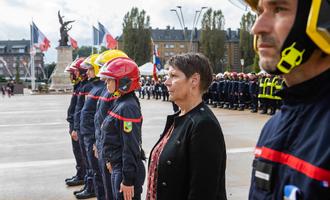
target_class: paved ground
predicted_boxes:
[0,93,270,200]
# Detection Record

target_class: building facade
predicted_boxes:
[0,40,45,81]
[118,27,241,72]
[224,28,241,72]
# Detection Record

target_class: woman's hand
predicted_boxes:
[93,144,98,158]
[71,130,78,141]
[106,162,112,173]
[120,182,134,200]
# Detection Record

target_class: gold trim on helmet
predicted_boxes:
[306,0,330,54]
[244,0,258,11]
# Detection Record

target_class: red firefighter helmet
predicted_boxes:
[100,57,140,94]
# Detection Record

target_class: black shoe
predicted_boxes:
[74,185,87,195]
[66,176,84,186]
[251,109,257,113]
[65,175,76,183]
[75,188,96,199]
[260,110,267,114]
[238,107,244,111]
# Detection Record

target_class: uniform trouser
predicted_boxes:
[111,161,146,200]
[268,99,277,112]
[78,131,94,191]
[96,143,114,200]
[162,92,168,101]
[250,95,258,111]
[238,94,245,108]
[84,134,106,200]
[69,123,85,178]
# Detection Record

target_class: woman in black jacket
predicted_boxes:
[147,53,227,200]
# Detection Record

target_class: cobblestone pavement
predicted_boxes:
[0,94,270,200]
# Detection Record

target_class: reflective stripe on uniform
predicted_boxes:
[108,111,143,123]
[87,94,100,99]
[78,92,89,96]
[255,147,330,185]
[99,96,117,102]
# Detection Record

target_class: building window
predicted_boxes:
[165,52,169,56]
[165,44,175,48]
[0,63,3,68]
[169,52,175,56]
[0,69,3,75]
[180,44,185,48]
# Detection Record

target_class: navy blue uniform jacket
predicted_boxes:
[101,92,143,186]
[249,69,330,199]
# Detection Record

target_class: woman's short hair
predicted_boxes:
[168,53,213,93]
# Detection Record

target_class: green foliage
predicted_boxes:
[44,62,56,79]
[253,54,260,73]
[72,46,100,59]
[200,8,226,73]
[239,12,256,67]
[0,75,6,82]
[15,59,21,83]
[122,7,152,66]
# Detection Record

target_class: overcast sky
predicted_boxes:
[0,0,248,64]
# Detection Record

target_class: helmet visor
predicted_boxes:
[307,0,330,54]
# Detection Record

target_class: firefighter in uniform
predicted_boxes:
[94,50,129,200]
[231,0,330,199]
[71,57,97,199]
[64,62,85,186]
[100,57,146,200]
[78,54,110,200]
[248,73,259,113]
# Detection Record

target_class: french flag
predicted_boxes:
[93,26,99,46]
[30,22,50,52]
[151,38,161,82]
[98,22,117,49]
[69,35,78,49]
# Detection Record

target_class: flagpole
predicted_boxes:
[30,20,36,91]
[91,25,94,54]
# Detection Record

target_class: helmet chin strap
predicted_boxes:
[113,91,121,97]
[275,0,316,75]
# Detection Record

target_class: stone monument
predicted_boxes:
[49,11,75,91]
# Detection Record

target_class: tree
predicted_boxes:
[15,59,21,83]
[200,8,226,73]
[239,12,256,71]
[122,7,151,66]
[44,62,56,80]
[72,46,101,59]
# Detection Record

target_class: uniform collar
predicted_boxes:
[278,69,330,104]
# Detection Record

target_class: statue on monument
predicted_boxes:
[58,10,75,47]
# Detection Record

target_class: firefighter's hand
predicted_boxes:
[120,183,134,200]
[106,162,112,173]
[71,130,78,141]
[93,144,98,159]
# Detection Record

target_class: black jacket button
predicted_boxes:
[162,182,167,187]
[176,140,181,145]
[166,160,172,165]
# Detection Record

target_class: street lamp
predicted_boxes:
[189,6,207,52]
[240,58,245,73]
[170,8,185,39]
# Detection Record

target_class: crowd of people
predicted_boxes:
[136,71,284,116]
[62,0,330,199]
[1,80,15,98]
[64,51,226,200]
[204,72,284,115]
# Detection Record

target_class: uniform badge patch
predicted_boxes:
[123,121,132,133]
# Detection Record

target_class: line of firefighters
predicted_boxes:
[204,71,285,115]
